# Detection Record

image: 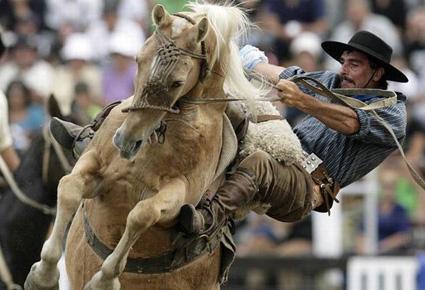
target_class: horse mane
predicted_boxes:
[187,2,270,117]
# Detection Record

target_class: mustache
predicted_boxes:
[340,75,355,84]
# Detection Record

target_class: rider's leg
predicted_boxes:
[49,102,121,158]
[179,150,314,234]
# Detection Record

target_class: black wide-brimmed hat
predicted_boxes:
[321,30,408,83]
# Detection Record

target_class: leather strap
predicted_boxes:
[310,163,340,214]
[90,101,122,131]
[82,204,221,274]
[256,114,283,123]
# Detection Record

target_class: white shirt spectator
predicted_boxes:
[45,0,103,31]
[87,17,145,63]
[0,91,13,151]
[118,0,149,26]
[0,60,54,99]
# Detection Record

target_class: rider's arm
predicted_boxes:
[275,79,360,135]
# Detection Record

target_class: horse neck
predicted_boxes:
[189,63,226,103]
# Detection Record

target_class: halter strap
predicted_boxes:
[122,13,208,114]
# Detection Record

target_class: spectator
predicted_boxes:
[5,80,44,154]
[52,33,102,115]
[404,6,425,92]
[73,82,102,124]
[370,0,408,30]
[356,169,412,255]
[236,214,312,256]
[325,0,402,71]
[45,0,102,32]
[256,0,328,62]
[86,0,145,63]
[0,0,47,31]
[0,32,20,172]
[101,32,140,104]
[118,0,150,35]
[282,32,323,125]
[0,34,54,103]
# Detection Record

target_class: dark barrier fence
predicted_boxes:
[223,256,348,290]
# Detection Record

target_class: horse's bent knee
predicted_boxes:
[126,204,160,233]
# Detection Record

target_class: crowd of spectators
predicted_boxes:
[0,0,425,261]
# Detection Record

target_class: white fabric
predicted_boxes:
[87,18,145,61]
[239,45,269,72]
[46,0,102,30]
[108,32,143,58]
[240,101,303,165]
[0,91,13,151]
[0,60,55,98]
[62,33,94,61]
[118,0,149,24]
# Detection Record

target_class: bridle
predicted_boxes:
[121,13,208,115]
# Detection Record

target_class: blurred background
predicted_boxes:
[0,0,424,289]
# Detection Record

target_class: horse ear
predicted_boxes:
[47,94,64,119]
[152,4,171,27]
[196,17,209,43]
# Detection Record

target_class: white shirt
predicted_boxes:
[0,91,13,151]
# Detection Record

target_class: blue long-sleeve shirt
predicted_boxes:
[279,66,407,187]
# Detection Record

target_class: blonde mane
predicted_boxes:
[188,2,269,115]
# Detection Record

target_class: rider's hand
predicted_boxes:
[239,45,269,72]
[275,79,305,108]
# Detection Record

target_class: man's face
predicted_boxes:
[338,50,375,88]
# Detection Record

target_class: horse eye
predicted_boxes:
[171,80,184,88]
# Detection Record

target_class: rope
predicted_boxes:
[0,151,56,216]
[0,244,22,290]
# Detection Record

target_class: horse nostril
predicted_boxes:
[113,130,122,147]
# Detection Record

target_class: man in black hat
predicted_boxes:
[0,33,20,172]
[177,30,408,233]
[49,31,408,233]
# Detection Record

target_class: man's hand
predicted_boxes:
[275,79,360,134]
[275,79,310,110]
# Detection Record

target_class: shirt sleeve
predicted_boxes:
[0,91,13,151]
[350,97,407,146]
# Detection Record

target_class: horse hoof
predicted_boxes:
[24,262,59,290]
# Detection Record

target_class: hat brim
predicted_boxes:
[322,40,408,83]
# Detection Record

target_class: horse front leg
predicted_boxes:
[83,177,188,290]
[25,150,100,290]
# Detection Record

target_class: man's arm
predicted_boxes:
[252,63,360,135]
[275,79,360,134]
[1,146,20,172]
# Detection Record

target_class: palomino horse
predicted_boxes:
[25,2,265,290]
[0,96,78,290]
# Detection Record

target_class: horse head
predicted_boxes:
[114,5,212,159]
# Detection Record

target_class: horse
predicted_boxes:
[0,96,79,290]
[24,2,266,290]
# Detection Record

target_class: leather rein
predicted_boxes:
[0,125,72,216]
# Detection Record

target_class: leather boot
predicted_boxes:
[49,117,93,158]
[179,168,258,235]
